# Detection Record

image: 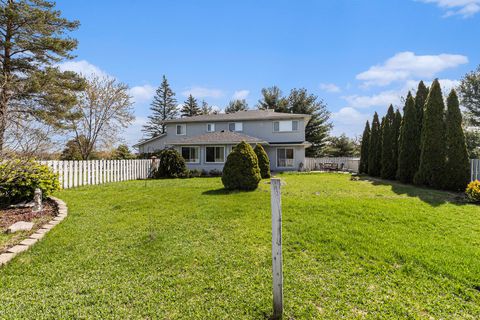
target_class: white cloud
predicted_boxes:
[319,83,341,93]
[232,90,250,100]
[403,78,460,95]
[129,85,156,103]
[181,86,223,98]
[331,107,371,137]
[57,60,111,78]
[356,51,468,87]
[420,0,480,17]
[342,91,403,109]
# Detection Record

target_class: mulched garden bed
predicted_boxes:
[0,199,57,253]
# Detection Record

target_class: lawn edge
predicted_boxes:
[0,196,68,267]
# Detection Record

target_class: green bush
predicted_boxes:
[153,149,187,178]
[188,169,202,177]
[254,144,271,178]
[0,159,60,206]
[222,141,261,191]
[466,180,480,202]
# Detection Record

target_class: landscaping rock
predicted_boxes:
[0,253,16,266]
[6,221,34,234]
[7,245,29,254]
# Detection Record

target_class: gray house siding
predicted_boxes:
[135,111,310,172]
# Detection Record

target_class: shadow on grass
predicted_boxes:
[359,176,467,207]
[202,188,257,196]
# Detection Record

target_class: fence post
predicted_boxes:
[270,178,283,319]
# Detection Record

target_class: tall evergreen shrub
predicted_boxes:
[444,89,470,191]
[397,92,419,183]
[367,112,382,177]
[254,144,271,178]
[381,105,397,179]
[414,79,446,188]
[359,121,370,174]
[222,141,261,190]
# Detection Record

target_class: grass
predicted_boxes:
[1,173,480,319]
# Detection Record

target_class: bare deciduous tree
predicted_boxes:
[68,76,134,160]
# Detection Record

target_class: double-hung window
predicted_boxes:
[176,124,186,135]
[277,148,294,168]
[206,123,215,132]
[181,146,199,163]
[273,120,298,132]
[205,146,225,163]
[228,122,243,132]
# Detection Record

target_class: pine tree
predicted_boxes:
[444,89,470,191]
[200,100,213,115]
[368,112,382,177]
[381,105,397,179]
[143,75,178,137]
[359,121,370,174]
[225,99,248,113]
[181,94,201,117]
[396,92,419,183]
[414,79,446,188]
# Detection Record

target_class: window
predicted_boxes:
[228,122,243,132]
[207,123,215,132]
[181,147,199,163]
[205,146,225,163]
[277,148,294,167]
[176,124,186,135]
[273,120,299,132]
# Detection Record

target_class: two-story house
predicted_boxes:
[133,109,312,171]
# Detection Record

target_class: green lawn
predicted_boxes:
[1,173,479,319]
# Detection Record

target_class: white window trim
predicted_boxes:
[205,145,226,163]
[181,146,200,164]
[228,122,243,132]
[273,120,299,133]
[276,147,295,168]
[206,123,215,132]
[176,124,186,135]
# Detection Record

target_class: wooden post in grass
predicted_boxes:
[271,178,283,319]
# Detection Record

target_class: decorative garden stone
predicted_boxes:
[32,188,42,212]
[6,221,34,234]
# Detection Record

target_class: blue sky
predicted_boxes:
[55,0,480,146]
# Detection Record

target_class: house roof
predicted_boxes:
[169,131,267,145]
[164,109,311,123]
[132,133,166,148]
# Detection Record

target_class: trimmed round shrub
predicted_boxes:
[254,144,271,178]
[222,141,261,191]
[154,149,187,178]
[466,180,480,203]
[0,159,60,206]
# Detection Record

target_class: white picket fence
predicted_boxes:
[472,159,480,181]
[304,157,360,172]
[39,159,155,189]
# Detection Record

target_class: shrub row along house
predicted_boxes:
[134,109,311,172]
[359,79,470,192]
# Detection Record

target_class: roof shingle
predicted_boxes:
[164,109,310,123]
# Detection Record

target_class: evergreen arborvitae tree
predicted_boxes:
[392,108,402,176]
[415,81,429,133]
[181,94,201,117]
[380,105,397,179]
[368,112,382,177]
[444,89,470,191]
[359,121,370,174]
[396,92,419,183]
[414,79,446,188]
[143,75,178,137]
[254,144,271,178]
[222,141,261,191]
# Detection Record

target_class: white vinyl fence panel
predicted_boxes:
[472,159,480,181]
[305,157,360,173]
[39,159,156,189]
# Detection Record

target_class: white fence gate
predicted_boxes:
[305,157,360,173]
[39,159,155,189]
[472,159,480,181]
